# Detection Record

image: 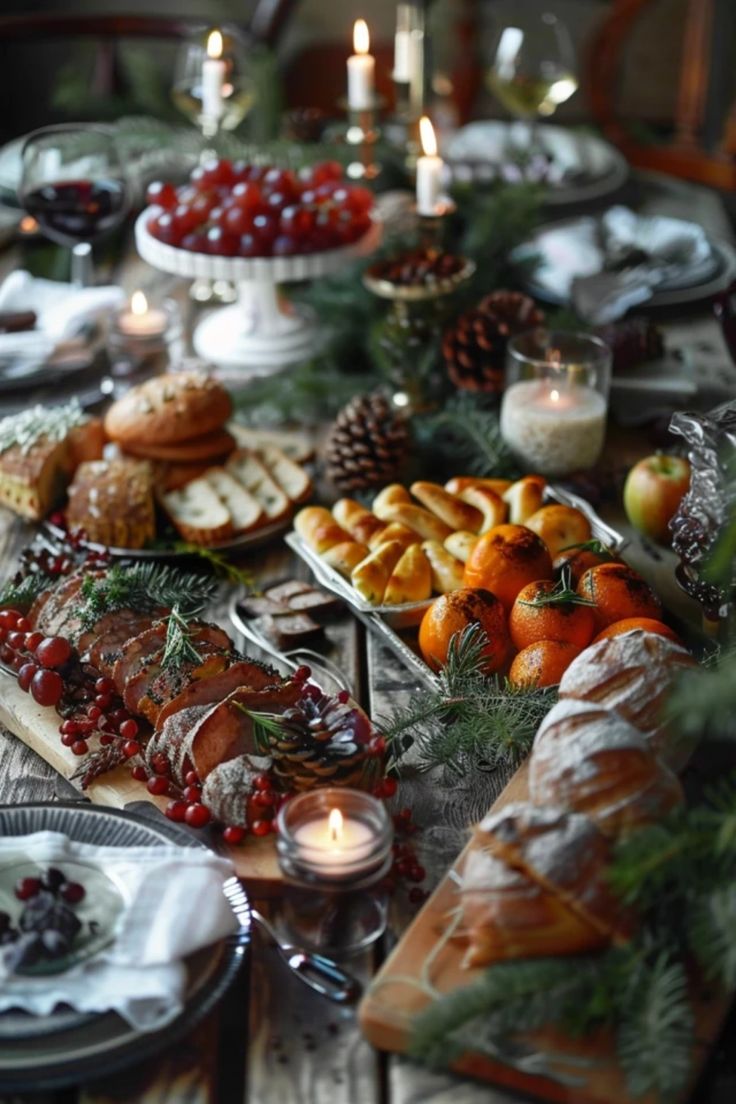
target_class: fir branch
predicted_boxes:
[0,573,50,609]
[173,542,255,590]
[160,607,203,671]
[664,653,736,743]
[78,563,217,630]
[415,395,520,480]
[689,885,736,987]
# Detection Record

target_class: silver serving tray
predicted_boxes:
[43,516,290,561]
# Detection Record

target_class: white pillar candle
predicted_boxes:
[393,28,412,82]
[117,291,167,338]
[201,29,226,122]
[416,115,443,216]
[500,380,607,476]
[347,20,375,110]
[293,808,376,877]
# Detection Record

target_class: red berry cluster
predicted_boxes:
[0,609,69,708]
[389,808,428,906]
[15,868,85,905]
[145,158,374,258]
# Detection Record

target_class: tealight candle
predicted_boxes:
[201,29,226,122]
[416,116,443,216]
[347,19,375,111]
[500,330,611,477]
[116,291,167,339]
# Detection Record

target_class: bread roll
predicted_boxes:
[460,847,609,967]
[525,504,592,558]
[410,481,483,533]
[372,483,411,516]
[421,540,465,593]
[295,506,351,553]
[322,540,369,577]
[444,530,480,563]
[530,699,683,837]
[383,544,432,605]
[333,498,387,546]
[503,475,546,525]
[456,485,507,532]
[380,503,453,542]
[367,521,417,551]
[558,630,698,769]
[444,476,512,497]
[351,540,405,604]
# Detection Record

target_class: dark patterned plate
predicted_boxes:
[0,802,250,1091]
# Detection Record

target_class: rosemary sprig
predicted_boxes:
[160,607,204,671]
[173,541,255,589]
[78,563,217,629]
[234,705,285,754]
[557,538,616,557]
[518,569,596,608]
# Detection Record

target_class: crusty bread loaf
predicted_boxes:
[421,540,465,593]
[295,506,351,553]
[203,468,264,532]
[122,427,235,463]
[159,477,234,546]
[529,699,683,837]
[0,415,104,522]
[105,372,232,445]
[226,450,290,521]
[66,459,156,549]
[558,630,698,769]
[410,481,483,533]
[525,503,592,558]
[383,543,432,605]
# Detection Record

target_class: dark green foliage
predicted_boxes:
[78,563,217,629]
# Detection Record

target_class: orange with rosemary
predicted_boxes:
[553,540,618,587]
[418,587,510,674]
[508,639,583,689]
[509,576,596,651]
[593,617,683,646]
[463,523,553,612]
[577,562,662,631]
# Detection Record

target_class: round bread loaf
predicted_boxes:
[121,427,235,462]
[557,629,697,768]
[529,698,683,837]
[104,372,232,445]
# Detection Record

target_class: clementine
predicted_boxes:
[509,578,596,651]
[418,587,509,674]
[592,617,683,646]
[463,524,553,612]
[508,639,583,689]
[577,562,662,631]
[553,540,617,587]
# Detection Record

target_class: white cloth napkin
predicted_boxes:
[0,831,238,1032]
[0,271,125,359]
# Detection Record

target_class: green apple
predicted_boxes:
[623,454,691,544]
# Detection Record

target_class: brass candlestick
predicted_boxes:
[337,98,384,182]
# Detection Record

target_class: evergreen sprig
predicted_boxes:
[414,395,521,480]
[0,573,51,610]
[78,563,217,630]
[160,607,203,672]
[664,654,736,743]
[234,705,285,755]
[173,542,255,590]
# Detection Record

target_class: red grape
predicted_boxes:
[30,668,64,707]
[35,636,72,669]
[231,181,262,212]
[24,631,43,652]
[165,800,188,822]
[7,630,26,651]
[15,617,31,633]
[119,719,139,740]
[185,803,211,828]
[147,181,177,209]
[17,662,38,693]
[223,825,246,844]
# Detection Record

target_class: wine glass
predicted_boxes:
[485,11,578,150]
[19,124,129,287]
[172,26,255,142]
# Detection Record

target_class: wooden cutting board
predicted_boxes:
[0,671,282,893]
[359,762,732,1104]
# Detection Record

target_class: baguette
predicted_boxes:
[351,540,405,604]
[380,502,453,542]
[256,443,312,504]
[383,544,432,605]
[410,481,483,533]
[457,485,507,532]
[444,530,480,563]
[503,475,546,525]
[204,468,264,532]
[225,449,290,521]
[367,521,417,551]
[322,540,369,577]
[333,498,387,546]
[294,506,351,554]
[421,540,464,593]
[159,478,234,546]
[445,476,512,497]
[372,483,411,518]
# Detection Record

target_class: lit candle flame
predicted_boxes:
[207,29,223,59]
[353,19,370,56]
[550,389,560,402]
[329,808,343,843]
[419,115,437,157]
[131,291,148,316]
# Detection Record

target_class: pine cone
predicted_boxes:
[596,318,665,372]
[325,392,410,492]
[268,695,380,793]
[443,290,545,394]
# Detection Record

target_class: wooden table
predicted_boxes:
[0,170,735,1104]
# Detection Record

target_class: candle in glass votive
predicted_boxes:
[347,20,375,110]
[500,379,607,476]
[416,116,443,215]
[293,807,376,876]
[116,291,167,339]
[202,29,226,122]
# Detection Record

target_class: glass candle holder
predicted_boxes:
[500,329,611,477]
[106,294,183,394]
[276,788,393,955]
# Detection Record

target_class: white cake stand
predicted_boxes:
[135,210,382,374]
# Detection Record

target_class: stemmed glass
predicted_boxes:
[172,26,254,143]
[19,124,129,287]
[485,11,578,150]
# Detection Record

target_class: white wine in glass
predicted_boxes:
[485,13,577,144]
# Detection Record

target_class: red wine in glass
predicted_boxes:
[23,179,127,247]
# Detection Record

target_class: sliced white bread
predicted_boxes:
[159,478,234,546]
[228,425,314,463]
[225,449,290,521]
[257,443,312,504]
[204,468,265,533]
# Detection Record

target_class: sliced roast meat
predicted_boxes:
[80,609,165,673]
[113,620,231,695]
[190,681,302,780]
[32,572,89,636]
[27,585,56,628]
[154,658,281,730]
[137,647,232,726]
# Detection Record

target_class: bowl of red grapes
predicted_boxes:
[143,157,376,259]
